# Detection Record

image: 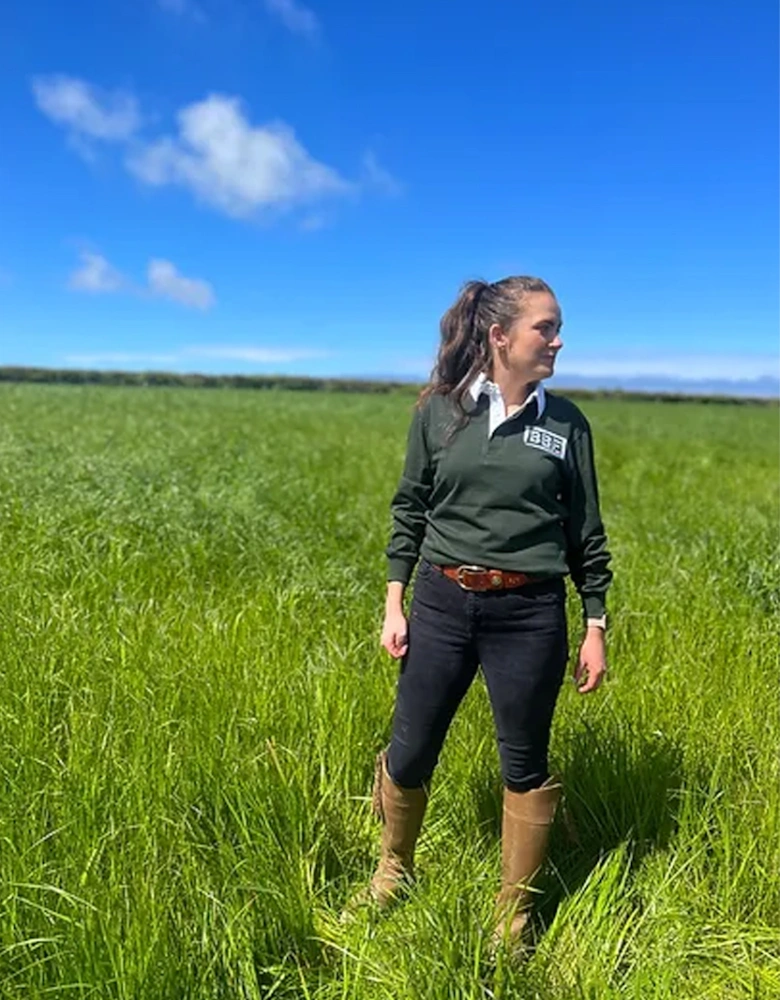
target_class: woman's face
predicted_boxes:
[491,291,563,382]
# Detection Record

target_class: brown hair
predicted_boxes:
[419,276,555,421]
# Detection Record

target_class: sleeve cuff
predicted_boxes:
[387,558,415,585]
[582,593,607,620]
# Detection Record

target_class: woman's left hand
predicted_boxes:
[574,628,607,694]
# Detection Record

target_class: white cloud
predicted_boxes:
[32,75,141,142]
[362,151,403,196]
[264,0,319,39]
[33,77,398,221]
[68,252,128,293]
[148,259,215,310]
[127,94,350,218]
[185,346,331,362]
[67,251,215,309]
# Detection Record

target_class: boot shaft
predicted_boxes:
[375,752,428,863]
[498,777,561,904]
[368,752,428,908]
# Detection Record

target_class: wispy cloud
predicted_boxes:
[264,0,319,39]
[156,0,206,22]
[64,351,179,366]
[67,251,215,310]
[127,94,351,218]
[361,151,403,196]
[68,252,128,293]
[298,213,330,232]
[148,259,215,310]
[32,75,141,143]
[63,345,332,368]
[186,346,331,363]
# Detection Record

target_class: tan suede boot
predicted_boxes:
[368,750,428,908]
[492,776,562,955]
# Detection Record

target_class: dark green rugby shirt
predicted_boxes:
[386,381,613,620]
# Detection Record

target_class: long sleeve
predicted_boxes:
[386,404,434,584]
[563,419,613,620]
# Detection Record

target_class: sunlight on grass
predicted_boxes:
[0,384,777,998]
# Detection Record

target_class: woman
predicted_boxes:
[367,276,612,952]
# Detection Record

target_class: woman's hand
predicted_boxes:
[574,627,607,693]
[382,582,409,659]
[381,607,409,659]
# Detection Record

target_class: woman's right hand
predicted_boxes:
[381,607,409,659]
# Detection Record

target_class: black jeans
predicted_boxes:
[387,560,569,793]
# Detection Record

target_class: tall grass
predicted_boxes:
[0,384,777,998]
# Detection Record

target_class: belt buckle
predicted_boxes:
[456,565,487,591]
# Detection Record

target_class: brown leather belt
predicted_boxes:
[433,564,537,592]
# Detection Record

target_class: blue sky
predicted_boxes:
[1,0,778,389]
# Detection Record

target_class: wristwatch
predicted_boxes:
[585,615,608,631]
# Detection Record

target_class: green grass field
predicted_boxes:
[0,384,777,999]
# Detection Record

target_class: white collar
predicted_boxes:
[468,372,547,413]
[468,373,546,434]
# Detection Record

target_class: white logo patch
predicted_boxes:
[523,426,568,459]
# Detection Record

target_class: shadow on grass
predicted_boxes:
[471,716,685,929]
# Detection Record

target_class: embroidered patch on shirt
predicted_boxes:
[523,426,568,459]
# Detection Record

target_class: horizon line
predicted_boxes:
[1,364,778,400]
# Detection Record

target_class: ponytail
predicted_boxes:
[417,280,490,417]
